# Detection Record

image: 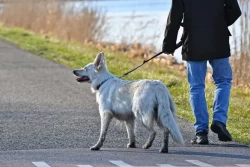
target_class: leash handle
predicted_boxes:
[176,41,183,50]
[119,41,183,78]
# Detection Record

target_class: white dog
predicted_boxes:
[73,52,184,153]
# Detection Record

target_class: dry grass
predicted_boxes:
[0,0,107,43]
[0,0,157,58]
[231,0,250,90]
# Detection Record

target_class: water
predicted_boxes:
[70,0,184,60]
[88,0,171,13]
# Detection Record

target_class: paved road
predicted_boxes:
[0,40,249,167]
[1,147,250,167]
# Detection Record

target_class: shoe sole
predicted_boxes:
[211,124,232,142]
[191,141,209,145]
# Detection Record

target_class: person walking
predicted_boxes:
[162,0,241,144]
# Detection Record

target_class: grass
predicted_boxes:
[0,25,249,146]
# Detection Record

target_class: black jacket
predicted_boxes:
[162,0,242,61]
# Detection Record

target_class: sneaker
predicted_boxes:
[191,131,209,145]
[211,121,232,142]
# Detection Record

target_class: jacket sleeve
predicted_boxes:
[225,0,242,26]
[162,0,184,53]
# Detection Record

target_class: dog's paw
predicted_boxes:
[90,146,100,151]
[159,148,168,153]
[127,142,136,148]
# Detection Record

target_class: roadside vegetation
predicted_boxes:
[0,0,249,145]
[0,0,107,43]
[231,0,250,90]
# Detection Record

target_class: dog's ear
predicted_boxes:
[94,52,106,71]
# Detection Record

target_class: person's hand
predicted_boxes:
[162,44,174,56]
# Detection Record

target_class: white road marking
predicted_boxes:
[31,160,250,167]
[110,160,133,167]
[186,160,215,167]
[236,165,250,167]
[157,164,176,167]
[32,162,51,167]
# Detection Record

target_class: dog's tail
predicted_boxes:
[157,90,185,145]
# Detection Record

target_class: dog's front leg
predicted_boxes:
[125,119,136,148]
[90,110,113,151]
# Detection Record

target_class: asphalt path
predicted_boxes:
[0,40,249,167]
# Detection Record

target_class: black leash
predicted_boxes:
[118,41,183,79]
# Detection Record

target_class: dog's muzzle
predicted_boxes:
[73,70,90,83]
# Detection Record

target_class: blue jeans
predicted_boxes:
[187,57,232,134]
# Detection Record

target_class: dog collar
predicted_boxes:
[96,77,113,90]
